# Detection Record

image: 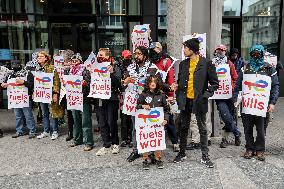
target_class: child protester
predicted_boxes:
[136,75,169,170]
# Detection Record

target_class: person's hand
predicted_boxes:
[162,120,167,126]
[15,78,24,84]
[170,83,178,91]
[1,83,8,88]
[234,102,238,107]
[167,96,174,103]
[142,105,151,110]
[107,65,114,73]
[53,94,58,103]
[267,104,275,112]
[124,77,133,85]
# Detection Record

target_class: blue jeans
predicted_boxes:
[13,102,36,134]
[216,99,241,137]
[40,103,59,133]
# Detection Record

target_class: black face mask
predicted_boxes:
[11,64,22,72]
[149,49,161,63]
[135,58,144,65]
[122,59,132,67]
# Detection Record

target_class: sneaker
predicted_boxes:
[127,151,141,162]
[235,135,241,146]
[65,134,73,141]
[12,133,24,138]
[208,140,212,146]
[112,144,120,154]
[0,129,3,138]
[96,147,109,156]
[128,142,133,148]
[69,143,79,148]
[201,154,214,168]
[186,142,200,150]
[173,152,187,163]
[37,132,49,139]
[220,138,228,148]
[243,150,254,159]
[255,151,265,161]
[120,141,127,147]
[142,160,150,170]
[28,133,36,139]
[83,145,93,151]
[156,160,164,169]
[51,132,59,140]
[173,144,180,152]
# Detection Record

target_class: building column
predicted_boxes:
[279,1,284,96]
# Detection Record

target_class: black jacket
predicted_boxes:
[8,70,34,97]
[109,63,122,100]
[137,90,170,122]
[176,57,219,113]
[233,64,279,105]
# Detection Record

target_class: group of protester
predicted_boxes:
[0,38,280,170]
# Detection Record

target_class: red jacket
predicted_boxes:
[228,60,238,91]
[154,57,175,97]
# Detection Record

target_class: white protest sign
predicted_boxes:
[131,24,150,52]
[84,52,97,71]
[182,33,206,60]
[122,84,138,116]
[264,52,277,68]
[53,55,64,69]
[33,72,54,103]
[242,74,271,117]
[64,75,83,111]
[209,64,232,99]
[135,107,166,154]
[7,78,29,109]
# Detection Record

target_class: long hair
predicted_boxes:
[143,75,163,92]
[37,51,51,62]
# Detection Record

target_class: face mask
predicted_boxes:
[122,59,132,67]
[135,58,144,65]
[11,64,22,72]
[97,57,110,63]
[149,49,161,62]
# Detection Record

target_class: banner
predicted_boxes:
[64,75,83,111]
[209,64,232,99]
[53,55,64,69]
[182,33,206,60]
[242,74,271,117]
[84,52,97,71]
[131,24,150,52]
[7,78,29,109]
[264,52,277,68]
[88,62,111,99]
[122,84,138,116]
[33,72,54,103]
[135,107,166,154]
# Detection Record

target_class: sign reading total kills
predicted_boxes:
[182,33,206,60]
[209,64,232,99]
[7,78,29,109]
[33,72,54,103]
[63,75,83,111]
[135,107,166,154]
[131,24,150,52]
[242,74,271,117]
[88,62,111,99]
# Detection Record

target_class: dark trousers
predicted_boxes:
[100,99,119,147]
[242,114,265,152]
[166,114,178,144]
[216,99,241,137]
[67,110,74,135]
[120,111,133,142]
[179,98,209,154]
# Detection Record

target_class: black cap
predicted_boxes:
[183,38,200,53]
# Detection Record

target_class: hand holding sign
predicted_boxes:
[170,83,178,91]
[15,78,24,84]
[107,65,114,73]
[142,105,151,110]
[267,104,275,112]
[1,83,8,88]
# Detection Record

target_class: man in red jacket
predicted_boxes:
[212,44,241,148]
[148,42,179,152]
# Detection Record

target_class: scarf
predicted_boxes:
[212,53,228,65]
[248,45,265,72]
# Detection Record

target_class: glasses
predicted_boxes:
[216,48,226,52]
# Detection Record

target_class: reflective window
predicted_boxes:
[242,0,281,16]
[221,23,231,51]
[128,0,141,15]
[158,0,167,15]
[52,0,96,14]
[99,0,126,15]
[223,0,241,16]
[0,0,48,14]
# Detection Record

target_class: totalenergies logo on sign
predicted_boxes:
[133,27,147,34]
[216,68,227,78]
[244,80,268,92]
[138,110,160,123]
[138,78,145,91]
[94,67,108,77]
[8,82,24,89]
[35,77,51,86]
[66,79,81,89]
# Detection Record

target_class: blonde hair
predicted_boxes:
[98,48,112,57]
[37,51,51,62]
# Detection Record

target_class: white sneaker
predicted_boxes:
[51,132,59,140]
[112,144,120,154]
[37,132,49,139]
[96,147,108,156]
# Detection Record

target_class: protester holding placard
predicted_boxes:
[148,42,179,152]
[171,38,218,168]
[36,51,64,140]
[233,45,279,161]
[1,61,36,139]
[123,46,159,162]
[66,53,94,151]
[95,48,122,156]
[118,50,134,148]
[211,44,241,148]
[136,75,169,170]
